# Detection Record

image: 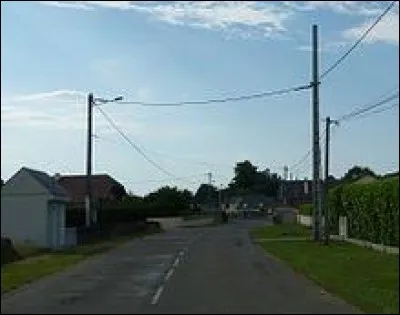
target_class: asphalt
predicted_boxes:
[1,219,360,314]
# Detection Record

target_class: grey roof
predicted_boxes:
[22,167,69,198]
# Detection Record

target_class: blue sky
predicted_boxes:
[1,1,399,196]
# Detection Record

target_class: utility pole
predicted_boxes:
[323,116,339,245]
[219,184,223,210]
[86,93,93,228]
[311,24,322,241]
[283,166,288,204]
[207,172,213,212]
[85,94,123,228]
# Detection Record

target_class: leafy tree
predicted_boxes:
[231,160,258,190]
[194,184,218,204]
[342,166,376,182]
[327,175,336,182]
[228,160,281,197]
[144,186,192,216]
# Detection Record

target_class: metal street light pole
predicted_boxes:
[323,116,339,245]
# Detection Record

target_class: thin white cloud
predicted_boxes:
[141,2,291,33]
[35,1,400,43]
[1,104,84,130]
[283,1,385,16]
[38,1,93,10]
[3,90,86,103]
[0,89,207,140]
[342,10,399,45]
[297,41,348,53]
[37,1,292,39]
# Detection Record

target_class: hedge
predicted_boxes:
[299,203,313,216]
[327,178,399,247]
[66,200,192,228]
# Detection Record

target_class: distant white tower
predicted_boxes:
[283,166,289,180]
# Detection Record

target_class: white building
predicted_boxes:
[1,167,71,248]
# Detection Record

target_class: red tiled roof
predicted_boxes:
[57,174,126,203]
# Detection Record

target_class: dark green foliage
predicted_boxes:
[229,160,280,197]
[299,203,313,215]
[194,184,219,205]
[342,165,376,182]
[328,178,399,246]
[66,187,194,229]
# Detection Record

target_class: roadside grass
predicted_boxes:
[13,243,47,258]
[250,223,312,240]
[1,229,162,294]
[257,239,399,314]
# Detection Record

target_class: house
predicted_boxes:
[1,167,71,248]
[57,174,127,223]
[283,179,313,207]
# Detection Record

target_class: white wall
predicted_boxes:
[297,214,312,227]
[1,195,49,247]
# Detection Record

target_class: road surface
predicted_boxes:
[1,219,359,314]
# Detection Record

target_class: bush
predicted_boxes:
[299,204,313,216]
[328,178,399,246]
[1,237,22,266]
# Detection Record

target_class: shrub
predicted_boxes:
[1,237,22,266]
[299,204,313,216]
[328,178,399,246]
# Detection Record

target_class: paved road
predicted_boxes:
[1,219,359,314]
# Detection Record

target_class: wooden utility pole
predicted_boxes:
[311,24,322,241]
[86,93,93,227]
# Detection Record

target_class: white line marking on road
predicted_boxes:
[173,257,180,267]
[151,285,164,305]
[165,268,175,281]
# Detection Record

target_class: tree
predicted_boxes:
[342,166,376,182]
[327,175,336,181]
[231,160,258,191]
[229,161,281,197]
[144,186,192,216]
[194,184,218,205]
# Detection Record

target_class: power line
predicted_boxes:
[93,133,233,170]
[290,126,327,174]
[338,91,399,122]
[320,1,396,80]
[118,84,311,107]
[290,151,311,173]
[126,174,207,185]
[95,106,178,179]
[344,102,398,122]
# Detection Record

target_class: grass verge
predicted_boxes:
[1,229,161,294]
[257,240,399,314]
[250,223,312,239]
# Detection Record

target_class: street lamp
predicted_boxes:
[86,93,123,228]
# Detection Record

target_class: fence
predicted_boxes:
[297,215,399,255]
